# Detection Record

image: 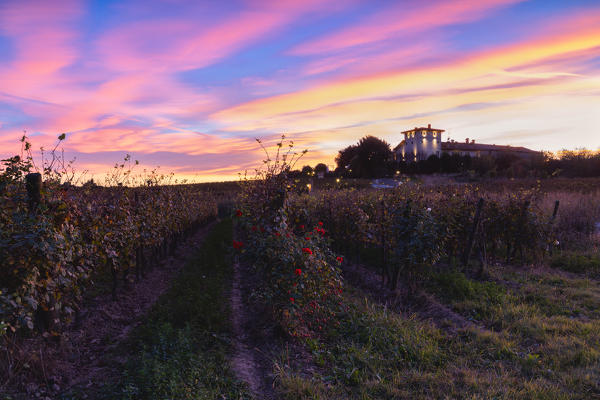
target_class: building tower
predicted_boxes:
[396,124,444,162]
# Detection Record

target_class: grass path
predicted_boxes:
[274,260,600,399]
[80,219,253,400]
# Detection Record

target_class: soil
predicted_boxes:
[230,260,276,399]
[1,221,216,399]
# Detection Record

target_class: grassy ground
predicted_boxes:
[275,261,600,399]
[78,219,252,400]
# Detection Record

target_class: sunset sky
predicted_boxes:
[1,0,599,182]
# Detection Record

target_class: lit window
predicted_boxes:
[433,132,437,138]
[422,131,427,137]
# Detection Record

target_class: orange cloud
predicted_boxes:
[213,12,600,131]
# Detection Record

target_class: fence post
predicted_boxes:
[462,198,484,268]
[25,172,42,212]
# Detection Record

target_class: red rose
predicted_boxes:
[302,247,313,255]
[318,221,323,226]
[290,297,294,303]
[295,268,302,276]
[336,256,343,263]
[235,209,242,217]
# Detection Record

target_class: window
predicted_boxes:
[422,131,427,137]
[433,132,437,138]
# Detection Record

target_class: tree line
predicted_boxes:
[289,136,600,179]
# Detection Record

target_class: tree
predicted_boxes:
[335,136,393,178]
[301,165,313,176]
[314,163,328,175]
[335,145,358,171]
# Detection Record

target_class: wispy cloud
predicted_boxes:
[0,0,598,180]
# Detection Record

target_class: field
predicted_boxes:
[2,170,600,399]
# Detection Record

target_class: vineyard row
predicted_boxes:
[1,173,218,336]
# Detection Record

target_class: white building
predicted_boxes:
[394,124,444,162]
[394,123,540,163]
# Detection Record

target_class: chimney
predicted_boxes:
[427,124,431,129]
[465,138,469,144]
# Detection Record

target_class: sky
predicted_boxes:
[0,0,599,182]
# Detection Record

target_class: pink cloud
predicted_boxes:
[0,0,83,91]
[300,41,440,78]
[290,0,523,56]
[96,0,352,73]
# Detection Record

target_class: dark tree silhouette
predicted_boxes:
[301,165,313,176]
[335,135,393,178]
[314,163,328,175]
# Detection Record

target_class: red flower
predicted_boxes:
[302,247,313,255]
[295,268,302,276]
[318,221,323,226]
[305,237,310,241]
[336,256,343,263]
[232,240,244,249]
[251,226,257,232]
[275,232,281,236]
[290,297,295,303]
[299,225,304,230]
[235,209,242,217]
[286,233,291,238]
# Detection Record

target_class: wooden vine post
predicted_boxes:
[462,197,484,268]
[379,199,389,286]
[548,200,560,256]
[25,172,42,213]
[513,200,531,264]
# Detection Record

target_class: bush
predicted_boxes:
[550,253,600,275]
[235,136,344,337]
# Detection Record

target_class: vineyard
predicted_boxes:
[2,140,600,399]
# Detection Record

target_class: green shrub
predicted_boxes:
[430,271,506,304]
[551,253,600,274]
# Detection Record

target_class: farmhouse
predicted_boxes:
[394,124,540,162]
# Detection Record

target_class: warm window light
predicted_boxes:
[395,170,400,175]
[336,178,340,183]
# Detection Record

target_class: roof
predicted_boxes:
[401,127,445,134]
[441,142,539,153]
[393,140,405,151]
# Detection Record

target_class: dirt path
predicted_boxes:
[3,221,216,399]
[230,260,277,400]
